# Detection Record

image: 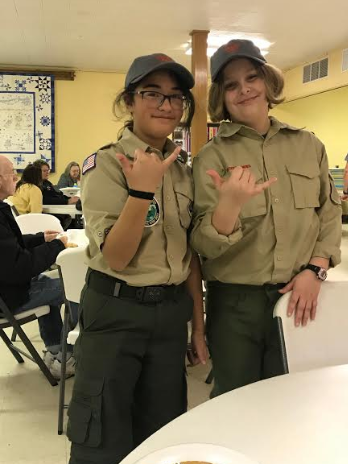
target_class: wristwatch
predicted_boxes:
[304,264,327,281]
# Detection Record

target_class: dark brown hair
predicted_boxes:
[16,164,42,191]
[113,72,195,139]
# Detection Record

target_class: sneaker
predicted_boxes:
[50,356,76,380]
[42,350,57,370]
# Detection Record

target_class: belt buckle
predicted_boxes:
[142,286,164,303]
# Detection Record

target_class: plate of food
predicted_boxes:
[133,443,259,464]
[59,187,80,197]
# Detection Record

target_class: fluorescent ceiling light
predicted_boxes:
[185,47,269,58]
[185,47,217,57]
[184,33,272,57]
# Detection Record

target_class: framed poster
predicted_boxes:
[0,73,55,171]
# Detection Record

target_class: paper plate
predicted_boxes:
[133,443,259,464]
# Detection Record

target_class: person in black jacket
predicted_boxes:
[0,155,76,379]
[33,160,79,230]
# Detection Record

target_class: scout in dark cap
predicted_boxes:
[125,52,195,88]
[191,39,341,397]
[67,53,207,464]
[210,39,266,82]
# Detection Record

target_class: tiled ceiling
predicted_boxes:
[0,0,348,72]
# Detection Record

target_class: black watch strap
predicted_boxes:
[304,264,327,281]
[128,189,154,200]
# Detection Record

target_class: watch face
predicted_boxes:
[318,268,327,281]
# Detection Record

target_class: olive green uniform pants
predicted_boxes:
[206,282,286,397]
[68,270,192,464]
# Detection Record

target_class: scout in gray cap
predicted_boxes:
[210,39,266,82]
[67,53,207,464]
[126,52,195,89]
[191,39,341,398]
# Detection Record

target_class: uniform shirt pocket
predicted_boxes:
[239,172,267,219]
[287,162,320,208]
[174,182,193,229]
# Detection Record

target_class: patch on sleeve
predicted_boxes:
[82,153,97,175]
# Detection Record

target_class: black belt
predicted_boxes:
[86,269,185,304]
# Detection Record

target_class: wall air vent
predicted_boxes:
[302,57,328,83]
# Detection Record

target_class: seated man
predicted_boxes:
[0,155,77,379]
[33,160,79,230]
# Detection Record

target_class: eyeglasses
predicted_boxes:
[130,90,187,110]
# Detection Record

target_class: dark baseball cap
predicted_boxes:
[125,53,195,89]
[211,39,267,82]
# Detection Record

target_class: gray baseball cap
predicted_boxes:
[211,39,267,82]
[125,53,194,89]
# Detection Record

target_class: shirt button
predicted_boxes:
[169,254,174,260]
[165,225,172,231]
[274,198,279,203]
[166,195,171,201]
[277,256,282,261]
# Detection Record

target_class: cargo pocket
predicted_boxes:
[174,182,194,229]
[287,163,320,208]
[67,376,104,447]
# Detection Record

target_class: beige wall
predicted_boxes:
[270,43,348,168]
[271,85,348,168]
[283,44,348,101]
[51,71,125,183]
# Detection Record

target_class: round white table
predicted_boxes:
[42,204,80,218]
[120,365,348,464]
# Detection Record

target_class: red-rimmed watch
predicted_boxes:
[304,264,327,281]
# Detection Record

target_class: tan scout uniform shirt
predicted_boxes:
[81,128,193,286]
[191,117,341,285]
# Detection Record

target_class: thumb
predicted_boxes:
[206,169,223,190]
[279,280,294,294]
[162,146,181,170]
[116,153,132,175]
[253,177,277,195]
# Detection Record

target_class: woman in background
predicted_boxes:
[9,163,43,214]
[57,161,81,188]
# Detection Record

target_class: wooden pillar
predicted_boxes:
[190,30,209,157]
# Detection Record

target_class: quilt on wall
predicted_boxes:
[0,73,55,171]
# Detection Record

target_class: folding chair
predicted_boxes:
[273,281,348,373]
[16,213,63,234]
[56,245,88,434]
[0,296,58,386]
[10,214,64,343]
[3,198,19,217]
